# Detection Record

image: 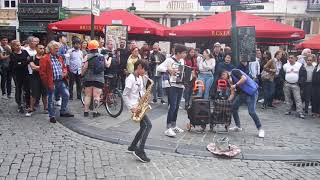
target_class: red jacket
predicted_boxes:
[39,54,68,91]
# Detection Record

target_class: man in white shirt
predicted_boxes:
[122,60,152,163]
[282,55,306,119]
[157,44,187,137]
[249,49,261,82]
[66,38,83,100]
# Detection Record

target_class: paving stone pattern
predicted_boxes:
[1,98,320,179]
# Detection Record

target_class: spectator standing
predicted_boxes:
[304,56,315,114]
[119,39,128,90]
[298,48,312,65]
[9,40,30,113]
[66,38,83,100]
[82,40,112,117]
[312,57,320,117]
[183,47,198,109]
[237,57,251,77]
[39,41,74,123]
[282,55,306,119]
[26,44,48,116]
[197,49,215,99]
[215,54,235,77]
[149,43,166,104]
[81,40,88,57]
[261,51,276,109]
[127,47,140,74]
[0,36,12,99]
[273,51,284,102]
[249,49,261,82]
[212,42,224,64]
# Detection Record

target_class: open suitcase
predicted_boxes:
[210,99,232,132]
[186,98,210,131]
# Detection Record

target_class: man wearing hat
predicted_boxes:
[212,42,225,65]
[66,37,83,100]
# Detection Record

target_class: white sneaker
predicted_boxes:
[173,126,184,133]
[56,99,62,106]
[164,128,176,137]
[258,129,265,138]
[258,99,264,103]
[229,126,243,132]
[25,112,32,117]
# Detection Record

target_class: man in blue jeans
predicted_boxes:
[230,68,265,138]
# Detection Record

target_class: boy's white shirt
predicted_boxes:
[122,73,145,110]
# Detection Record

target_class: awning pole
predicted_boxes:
[90,0,95,39]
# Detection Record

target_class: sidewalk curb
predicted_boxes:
[58,117,320,161]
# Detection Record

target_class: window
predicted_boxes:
[44,0,50,3]
[171,18,186,27]
[52,0,59,3]
[4,0,16,8]
[27,0,34,3]
[294,20,302,29]
[19,0,27,3]
[36,0,43,3]
[303,20,311,34]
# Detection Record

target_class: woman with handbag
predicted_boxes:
[261,51,276,109]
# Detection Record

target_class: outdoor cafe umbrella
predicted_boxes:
[296,34,320,50]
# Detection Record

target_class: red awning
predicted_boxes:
[146,20,169,36]
[296,34,320,50]
[48,9,165,36]
[166,11,305,40]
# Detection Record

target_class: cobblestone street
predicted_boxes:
[1,99,320,179]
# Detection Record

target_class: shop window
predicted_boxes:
[27,0,34,3]
[303,20,311,34]
[294,20,302,29]
[52,0,59,3]
[36,0,43,3]
[44,0,50,3]
[4,0,16,7]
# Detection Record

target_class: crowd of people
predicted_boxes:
[1,34,320,162]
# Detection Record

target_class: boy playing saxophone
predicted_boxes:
[122,60,152,163]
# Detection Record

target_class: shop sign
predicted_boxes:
[212,30,230,36]
[79,25,104,31]
[0,9,17,20]
[18,4,60,20]
[167,1,194,11]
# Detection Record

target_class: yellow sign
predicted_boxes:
[79,25,104,31]
[212,30,230,37]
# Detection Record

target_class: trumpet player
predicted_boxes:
[122,60,152,163]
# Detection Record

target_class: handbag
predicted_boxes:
[261,70,273,81]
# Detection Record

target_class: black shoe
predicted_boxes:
[152,99,157,103]
[133,150,150,163]
[60,112,74,117]
[261,104,266,109]
[49,117,56,123]
[84,112,89,117]
[127,146,137,152]
[69,97,73,100]
[160,100,166,104]
[17,106,24,114]
[77,96,81,100]
[92,112,101,118]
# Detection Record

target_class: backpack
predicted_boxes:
[90,55,105,74]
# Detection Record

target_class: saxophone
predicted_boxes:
[132,75,154,122]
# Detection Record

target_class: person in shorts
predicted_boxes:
[81,40,112,117]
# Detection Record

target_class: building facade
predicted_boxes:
[17,0,62,43]
[0,0,18,40]
[63,0,320,39]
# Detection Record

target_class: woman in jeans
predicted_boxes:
[261,51,276,109]
[197,49,216,99]
[183,47,198,109]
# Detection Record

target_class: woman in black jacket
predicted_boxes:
[9,40,31,113]
[312,57,320,117]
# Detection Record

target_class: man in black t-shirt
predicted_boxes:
[0,36,12,99]
[26,44,48,117]
[230,69,265,138]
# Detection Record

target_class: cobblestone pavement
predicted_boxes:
[61,98,320,159]
[1,99,320,179]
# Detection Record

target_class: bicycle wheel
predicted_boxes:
[104,88,123,118]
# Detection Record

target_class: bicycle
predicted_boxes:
[81,74,123,118]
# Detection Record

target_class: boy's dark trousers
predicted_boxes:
[69,72,82,99]
[303,82,312,112]
[130,115,152,151]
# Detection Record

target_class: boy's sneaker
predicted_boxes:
[299,114,305,119]
[49,117,56,123]
[56,99,62,106]
[164,128,176,137]
[17,107,24,114]
[229,126,243,132]
[127,146,137,152]
[258,129,265,138]
[173,126,184,133]
[284,111,291,115]
[25,111,33,117]
[133,150,150,163]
